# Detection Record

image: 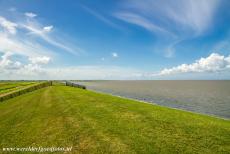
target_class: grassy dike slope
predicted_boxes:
[0,85,229,154]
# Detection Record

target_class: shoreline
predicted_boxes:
[86,88,230,121]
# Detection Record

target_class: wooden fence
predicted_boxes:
[65,81,86,90]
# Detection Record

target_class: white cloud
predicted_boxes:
[25,12,37,18]
[22,64,44,76]
[0,60,142,80]
[0,52,22,71]
[112,52,118,58]
[0,52,48,78]
[0,52,139,80]
[29,56,51,65]
[1,52,229,80]
[159,53,230,75]
[43,25,53,32]
[0,16,18,34]
[0,52,13,69]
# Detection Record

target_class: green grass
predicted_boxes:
[0,85,229,154]
[0,82,37,95]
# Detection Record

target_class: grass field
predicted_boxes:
[0,85,229,154]
[0,81,37,95]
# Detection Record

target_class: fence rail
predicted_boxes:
[0,81,52,102]
[65,81,86,90]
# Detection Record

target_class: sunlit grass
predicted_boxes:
[0,85,229,153]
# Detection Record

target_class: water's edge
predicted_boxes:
[76,81,230,119]
[87,88,229,121]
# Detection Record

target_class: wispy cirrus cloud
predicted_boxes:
[22,22,84,55]
[0,10,85,58]
[114,12,176,38]
[116,0,219,36]
[0,15,54,58]
[0,16,18,34]
[0,31,54,57]
[81,5,124,31]
[114,0,220,58]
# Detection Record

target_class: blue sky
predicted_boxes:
[0,0,230,79]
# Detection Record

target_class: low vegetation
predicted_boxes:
[0,81,36,95]
[0,81,52,102]
[0,84,229,153]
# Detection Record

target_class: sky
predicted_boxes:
[0,0,230,80]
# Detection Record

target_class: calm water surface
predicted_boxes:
[78,80,230,119]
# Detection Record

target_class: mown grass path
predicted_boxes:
[0,85,229,154]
